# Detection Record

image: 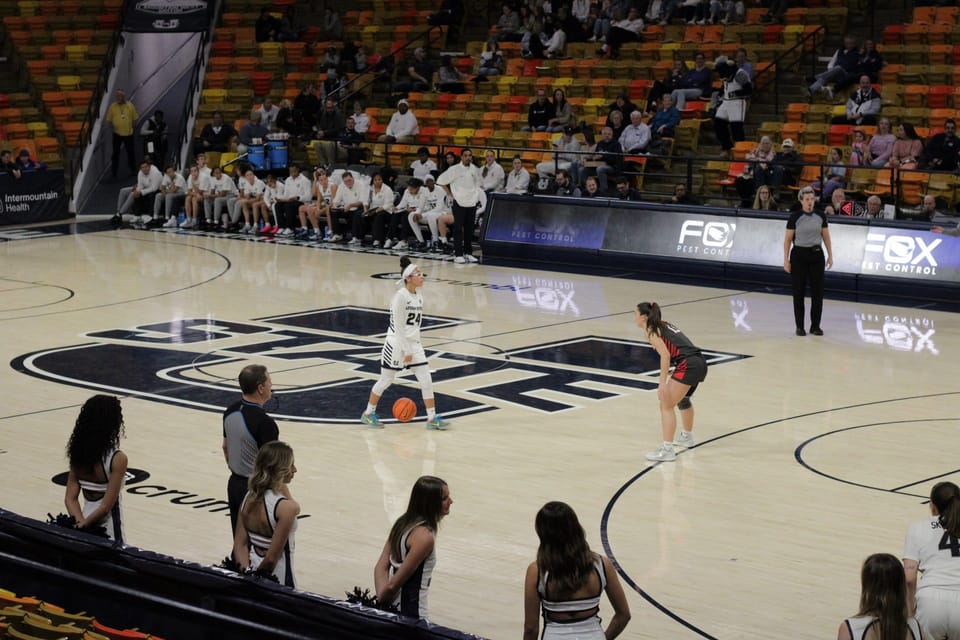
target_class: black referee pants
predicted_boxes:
[790,245,825,331]
[227,472,248,537]
[451,201,475,257]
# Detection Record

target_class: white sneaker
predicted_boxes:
[696,18,706,24]
[281,228,294,236]
[163,217,178,228]
[454,256,467,264]
[645,444,676,462]
[372,240,382,248]
[348,237,361,245]
[673,431,695,448]
[141,215,152,226]
[330,234,343,242]
[464,254,479,263]
[384,239,394,249]
[240,223,252,233]
[393,240,407,250]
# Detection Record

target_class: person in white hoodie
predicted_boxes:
[203,166,238,230]
[157,165,188,227]
[115,160,163,228]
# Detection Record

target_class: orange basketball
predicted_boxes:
[392,397,417,422]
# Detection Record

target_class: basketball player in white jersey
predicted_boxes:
[903,481,960,639]
[361,256,449,430]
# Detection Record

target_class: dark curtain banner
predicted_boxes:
[122,0,212,32]
[0,170,68,225]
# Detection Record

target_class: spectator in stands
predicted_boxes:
[476,38,505,78]
[807,34,859,100]
[320,68,347,103]
[812,148,847,201]
[534,19,567,59]
[107,90,138,180]
[618,111,651,154]
[734,47,753,80]
[320,45,340,72]
[140,110,167,164]
[519,6,544,53]
[921,119,960,171]
[331,170,369,243]
[855,39,884,83]
[312,99,345,163]
[156,165,186,227]
[181,165,205,229]
[273,164,311,236]
[669,183,701,205]
[203,166,238,230]
[546,89,575,133]
[238,111,269,156]
[592,125,622,194]
[552,168,580,197]
[752,184,779,210]
[615,175,642,200]
[375,476,451,620]
[735,136,776,206]
[643,0,665,23]
[352,44,368,73]
[277,6,306,42]
[258,98,280,131]
[863,195,882,218]
[440,150,459,173]
[522,89,554,132]
[599,6,643,59]
[233,441,299,588]
[194,111,237,157]
[395,47,435,93]
[671,52,712,110]
[114,159,162,228]
[770,138,801,188]
[649,94,681,141]
[848,129,867,166]
[646,59,686,112]
[536,126,583,183]
[915,194,941,222]
[379,99,419,144]
[294,84,320,137]
[582,174,602,197]
[388,178,424,250]
[710,0,745,25]
[865,117,896,167]
[410,148,437,181]
[502,155,531,194]
[606,109,625,139]
[350,102,371,136]
[255,7,280,43]
[437,55,468,93]
[830,75,881,127]
[496,3,522,41]
[608,94,639,125]
[823,187,849,216]
[888,123,923,170]
[64,395,128,542]
[364,173,395,248]
[317,116,364,167]
[319,7,342,41]
[14,149,46,172]
[0,149,20,178]
[275,99,295,138]
[566,0,592,41]
[481,150,505,192]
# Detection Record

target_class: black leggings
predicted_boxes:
[790,245,825,330]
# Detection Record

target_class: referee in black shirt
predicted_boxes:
[784,186,833,336]
[222,364,279,535]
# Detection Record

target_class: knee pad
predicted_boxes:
[372,369,397,397]
[677,397,693,410]
[413,366,434,400]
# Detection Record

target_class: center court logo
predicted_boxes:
[13,307,748,423]
[677,219,736,256]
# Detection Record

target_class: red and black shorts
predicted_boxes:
[671,354,707,397]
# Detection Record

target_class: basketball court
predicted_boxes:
[1,221,958,639]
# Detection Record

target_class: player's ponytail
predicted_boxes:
[931,481,960,538]
[637,301,666,337]
[399,255,411,272]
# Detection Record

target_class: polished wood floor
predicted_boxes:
[2,222,959,639]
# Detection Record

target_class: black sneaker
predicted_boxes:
[110,214,122,228]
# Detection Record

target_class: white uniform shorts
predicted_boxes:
[916,590,960,640]
[716,98,747,123]
[381,336,427,370]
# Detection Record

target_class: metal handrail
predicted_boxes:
[752,24,826,113]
